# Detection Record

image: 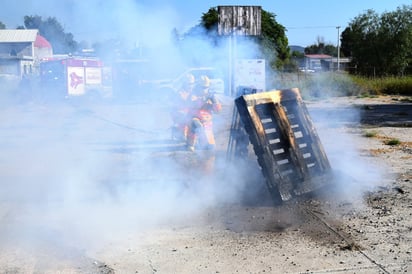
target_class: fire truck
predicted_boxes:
[40,56,112,98]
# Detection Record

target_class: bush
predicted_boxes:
[385,138,401,146]
[363,130,378,138]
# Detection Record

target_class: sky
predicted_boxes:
[0,0,409,47]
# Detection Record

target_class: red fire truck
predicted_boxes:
[40,56,112,98]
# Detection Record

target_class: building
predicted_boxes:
[303,54,351,72]
[326,57,351,71]
[0,29,53,79]
[303,54,332,72]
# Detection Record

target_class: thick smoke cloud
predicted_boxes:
[0,1,260,256]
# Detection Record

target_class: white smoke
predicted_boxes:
[0,1,268,257]
[310,105,393,209]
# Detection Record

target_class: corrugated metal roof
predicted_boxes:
[0,29,39,43]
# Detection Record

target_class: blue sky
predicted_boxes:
[0,0,408,47]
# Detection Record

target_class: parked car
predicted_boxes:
[299,67,315,73]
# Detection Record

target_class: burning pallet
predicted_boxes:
[235,88,333,204]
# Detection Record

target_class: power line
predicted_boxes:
[286,26,338,29]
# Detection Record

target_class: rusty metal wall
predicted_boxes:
[218,6,261,36]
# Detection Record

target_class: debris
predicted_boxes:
[393,186,405,194]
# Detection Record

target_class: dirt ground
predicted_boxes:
[0,93,411,273]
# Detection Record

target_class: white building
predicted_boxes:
[0,29,53,79]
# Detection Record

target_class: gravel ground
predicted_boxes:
[0,94,410,273]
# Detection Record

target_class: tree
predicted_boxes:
[23,15,78,54]
[0,21,5,29]
[201,7,218,33]
[305,37,338,56]
[259,10,290,70]
[341,5,412,76]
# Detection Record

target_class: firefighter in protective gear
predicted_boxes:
[186,75,222,152]
[171,73,195,141]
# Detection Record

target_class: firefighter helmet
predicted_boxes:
[183,73,195,85]
[199,75,211,88]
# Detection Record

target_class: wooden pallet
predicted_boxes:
[235,88,333,203]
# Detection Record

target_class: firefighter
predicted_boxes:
[186,75,222,152]
[171,73,196,141]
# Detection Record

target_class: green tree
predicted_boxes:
[259,10,290,70]
[291,50,304,58]
[24,15,78,54]
[0,21,6,29]
[305,37,338,56]
[201,7,218,33]
[341,5,412,76]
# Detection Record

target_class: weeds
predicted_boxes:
[269,73,412,98]
[385,139,401,146]
[363,130,378,138]
[352,75,412,96]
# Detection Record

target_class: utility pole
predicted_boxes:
[336,26,341,71]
